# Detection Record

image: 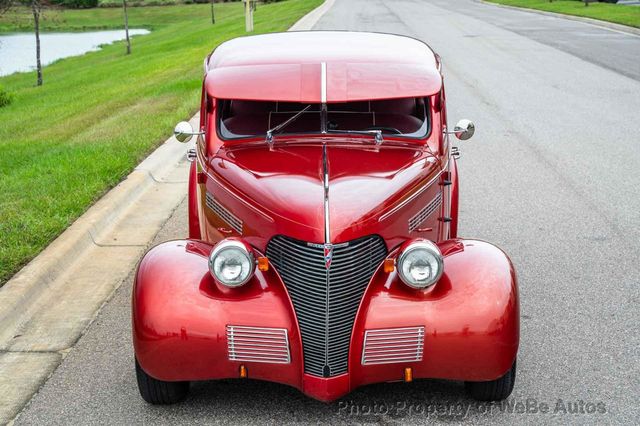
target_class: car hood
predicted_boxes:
[209,143,438,244]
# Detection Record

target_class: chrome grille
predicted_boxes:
[362,326,425,365]
[206,192,243,234]
[408,192,443,232]
[266,235,387,377]
[226,325,290,364]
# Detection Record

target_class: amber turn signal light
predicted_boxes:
[404,367,413,383]
[257,256,269,272]
[383,258,395,273]
[239,365,247,378]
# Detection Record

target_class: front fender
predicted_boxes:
[132,238,519,401]
[350,239,519,385]
[132,240,303,387]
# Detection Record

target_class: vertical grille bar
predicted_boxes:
[266,235,387,377]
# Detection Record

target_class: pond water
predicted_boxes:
[0,29,150,77]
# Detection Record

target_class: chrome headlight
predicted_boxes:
[208,240,255,287]
[397,240,444,289]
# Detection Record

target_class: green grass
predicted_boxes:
[485,0,640,28]
[1,2,233,32]
[0,0,322,286]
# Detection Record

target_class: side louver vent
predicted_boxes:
[206,192,243,234]
[408,192,443,232]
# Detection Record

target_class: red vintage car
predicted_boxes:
[132,31,519,404]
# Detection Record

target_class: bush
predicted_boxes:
[51,0,99,9]
[0,85,13,108]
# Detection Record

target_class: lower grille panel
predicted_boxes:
[226,325,290,364]
[266,235,387,377]
[362,326,425,365]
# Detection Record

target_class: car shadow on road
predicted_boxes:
[174,377,503,423]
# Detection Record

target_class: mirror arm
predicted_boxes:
[175,130,204,137]
[443,126,464,135]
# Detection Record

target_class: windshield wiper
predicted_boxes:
[326,129,384,146]
[266,105,312,147]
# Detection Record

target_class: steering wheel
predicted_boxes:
[364,126,403,135]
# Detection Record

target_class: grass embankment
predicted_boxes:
[1,2,241,32]
[485,0,640,28]
[0,0,322,286]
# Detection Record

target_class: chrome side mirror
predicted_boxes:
[174,121,202,143]
[451,119,475,141]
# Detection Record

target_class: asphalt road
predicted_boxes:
[15,0,640,424]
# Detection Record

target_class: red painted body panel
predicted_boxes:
[206,32,442,103]
[133,31,519,402]
[133,239,518,402]
[449,157,459,239]
[197,94,447,249]
[188,161,201,239]
[202,143,444,249]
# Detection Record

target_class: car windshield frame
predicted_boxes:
[216,98,432,143]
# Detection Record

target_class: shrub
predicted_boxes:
[0,85,13,108]
[51,0,99,9]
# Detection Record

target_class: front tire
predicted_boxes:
[465,360,516,401]
[135,359,189,404]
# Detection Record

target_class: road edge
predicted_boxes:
[479,0,640,37]
[0,1,333,424]
[289,0,336,31]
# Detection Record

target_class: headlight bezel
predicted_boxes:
[208,239,256,288]
[396,239,444,289]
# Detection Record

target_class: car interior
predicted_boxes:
[218,97,429,139]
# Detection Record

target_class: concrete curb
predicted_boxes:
[478,0,640,37]
[0,116,195,346]
[0,2,333,424]
[289,0,336,31]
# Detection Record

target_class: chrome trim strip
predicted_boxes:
[227,325,291,364]
[203,171,274,222]
[323,143,330,243]
[378,158,448,222]
[321,62,327,104]
[322,141,330,375]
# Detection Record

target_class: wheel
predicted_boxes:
[135,359,189,404]
[465,360,516,401]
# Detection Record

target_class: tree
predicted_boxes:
[123,0,131,54]
[31,0,43,85]
[0,0,46,86]
[210,0,215,24]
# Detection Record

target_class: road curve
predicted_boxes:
[15,0,640,424]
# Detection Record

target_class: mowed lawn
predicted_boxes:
[486,0,640,28]
[0,0,322,286]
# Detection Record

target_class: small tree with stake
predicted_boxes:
[30,0,43,84]
[0,0,47,86]
[123,0,131,54]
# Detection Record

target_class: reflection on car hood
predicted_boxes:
[209,143,438,243]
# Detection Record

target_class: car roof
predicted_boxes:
[205,31,442,103]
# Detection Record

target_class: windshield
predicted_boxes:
[217,98,430,140]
